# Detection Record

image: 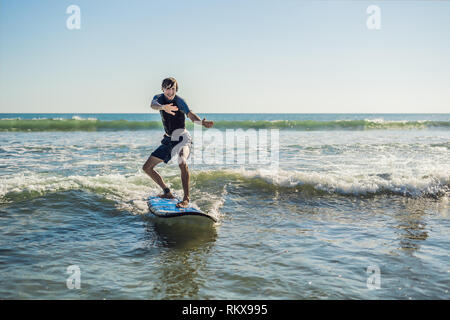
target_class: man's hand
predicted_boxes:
[202,118,214,128]
[162,103,178,115]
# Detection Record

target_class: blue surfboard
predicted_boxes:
[147,196,217,222]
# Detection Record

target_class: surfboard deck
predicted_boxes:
[147,196,217,222]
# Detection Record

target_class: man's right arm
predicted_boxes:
[151,96,164,111]
[150,95,178,115]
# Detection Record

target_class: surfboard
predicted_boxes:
[147,196,217,223]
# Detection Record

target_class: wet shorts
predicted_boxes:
[150,132,192,164]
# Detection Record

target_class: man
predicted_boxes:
[143,77,214,208]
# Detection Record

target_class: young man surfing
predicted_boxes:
[143,77,214,208]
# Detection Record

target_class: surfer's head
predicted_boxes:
[162,77,178,101]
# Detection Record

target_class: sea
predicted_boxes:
[0,113,449,299]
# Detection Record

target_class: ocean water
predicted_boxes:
[0,113,449,299]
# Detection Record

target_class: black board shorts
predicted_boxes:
[150,133,192,164]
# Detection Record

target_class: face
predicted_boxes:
[162,85,177,101]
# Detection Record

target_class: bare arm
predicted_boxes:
[187,111,201,122]
[187,111,214,128]
[150,98,163,111]
[150,98,178,115]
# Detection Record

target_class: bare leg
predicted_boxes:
[142,155,174,199]
[176,147,190,208]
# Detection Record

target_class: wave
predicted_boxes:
[1,169,449,210]
[1,118,449,132]
[192,169,450,199]
[0,172,225,217]
[0,119,162,132]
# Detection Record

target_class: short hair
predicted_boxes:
[161,77,178,91]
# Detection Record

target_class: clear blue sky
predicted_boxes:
[1,0,449,113]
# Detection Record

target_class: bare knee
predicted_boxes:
[143,156,163,173]
[178,161,188,171]
[143,162,155,173]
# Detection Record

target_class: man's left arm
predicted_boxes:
[187,111,214,128]
[177,96,213,128]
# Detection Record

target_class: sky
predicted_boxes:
[0,0,449,113]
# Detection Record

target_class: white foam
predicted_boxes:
[71,116,97,121]
[0,171,228,218]
[224,167,450,197]
[364,118,385,124]
[0,172,151,214]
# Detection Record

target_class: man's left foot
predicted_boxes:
[158,191,175,199]
[176,198,189,208]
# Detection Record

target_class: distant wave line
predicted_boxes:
[0,118,449,132]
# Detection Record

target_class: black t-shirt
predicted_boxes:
[152,94,191,136]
